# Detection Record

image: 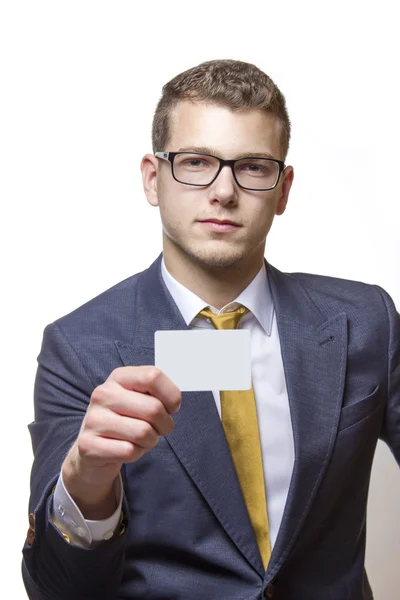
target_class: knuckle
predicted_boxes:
[82,411,95,431]
[83,409,103,434]
[135,421,153,444]
[145,366,162,385]
[146,400,163,421]
[90,384,110,406]
[109,366,127,383]
[77,433,91,457]
[122,442,136,462]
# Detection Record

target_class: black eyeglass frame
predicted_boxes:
[155,151,286,191]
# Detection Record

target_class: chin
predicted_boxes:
[185,245,247,270]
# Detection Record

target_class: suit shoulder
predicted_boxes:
[288,269,375,293]
[285,269,395,315]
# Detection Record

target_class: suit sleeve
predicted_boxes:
[375,285,400,465]
[22,321,129,600]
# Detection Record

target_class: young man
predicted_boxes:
[23,59,399,600]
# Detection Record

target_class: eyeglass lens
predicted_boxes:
[173,153,279,189]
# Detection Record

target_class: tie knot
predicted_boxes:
[196,305,250,330]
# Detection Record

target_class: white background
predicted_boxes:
[1,1,399,598]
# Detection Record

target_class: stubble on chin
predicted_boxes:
[180,242,249,271]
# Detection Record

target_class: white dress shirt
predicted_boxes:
[52,256,295,549]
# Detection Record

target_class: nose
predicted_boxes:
[208,165,238,205]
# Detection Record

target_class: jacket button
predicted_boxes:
[264,582,274,598]
[26,513,36,544]
[26,527,35,544]
[29,513,35,531]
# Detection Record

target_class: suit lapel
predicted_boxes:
[114,253,348,578]
[265,262,348,578]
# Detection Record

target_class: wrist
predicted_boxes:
[62,448,119,520]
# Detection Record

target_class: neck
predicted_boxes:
[162,238,265,310]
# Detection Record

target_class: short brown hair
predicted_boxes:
[151,59,291,161]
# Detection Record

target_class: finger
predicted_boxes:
[108,366,182,414]
[91,382,175,436]
[85,406,160,449]
[78,433,147,465]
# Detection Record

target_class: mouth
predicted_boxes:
[198,219,241,232]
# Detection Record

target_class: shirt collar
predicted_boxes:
[160,255,274,336]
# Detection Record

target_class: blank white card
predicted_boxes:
[154,329,252,391]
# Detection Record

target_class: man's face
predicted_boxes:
[141,101,294,271]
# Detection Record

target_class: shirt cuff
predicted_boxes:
[51,470,123,547]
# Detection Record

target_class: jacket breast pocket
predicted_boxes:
[337,385,382,432]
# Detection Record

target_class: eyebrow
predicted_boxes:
[178,146,276,160]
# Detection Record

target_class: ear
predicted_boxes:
[140,154,159,207]
[276,166,294,216]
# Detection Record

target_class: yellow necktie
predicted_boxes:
[197,305,271,569]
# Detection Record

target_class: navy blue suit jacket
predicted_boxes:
[22,253,400,599]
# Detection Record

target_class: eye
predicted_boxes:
[176,154,215,170]
[183,159,208,168]
[236,159,276,178]
[239,162,268,173]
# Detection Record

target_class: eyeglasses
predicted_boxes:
[155,151,285,191]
